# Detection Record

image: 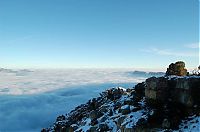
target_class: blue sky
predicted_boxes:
[0,0,199,70]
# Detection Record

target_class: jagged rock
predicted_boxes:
[99,115,107,123]
[162,118,170,129]
[114,101,122,110]
[43,74,200,132]
[71,124,78,131]
[124,99,134,106]
[89,126,98,132]
[117,116,126,126]
[41,129,46,132]
[91,118,98,126]
[107,88,124,101]
[108,109,113,116]
[120,105,131,115]
[134,82,146,98]
[131,107,142,112]
[98,123,109,131]
[166,61,188,76]
[136,118,147,126]
[65,126,74,132]
[88,98,98,110]
[122,127,135,132]
[89,110,99,120]
[56,115,65,122]
[99,106,108,113]
[126,88,134,93]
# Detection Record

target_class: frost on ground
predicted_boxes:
[43,87,150,132]
[177,116,200,132]
[43,76,200,132]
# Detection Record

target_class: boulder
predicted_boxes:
[116,116,126,126]
[91,118,98,126]
[120,105,131,115]
[166,61,188,76]
[89,126,98,132]
[89,110,98,120]
[134,82,146,98]
[107,88,124,101]
[98,123,109,131]
[89,109,103,120]
[162,118,170,129]
[56,115,65,122]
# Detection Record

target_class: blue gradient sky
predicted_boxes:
[0,0,199,69]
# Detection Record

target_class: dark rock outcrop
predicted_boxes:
[166,61,188,76]
[145,76,200,107]
[43,75,200,132]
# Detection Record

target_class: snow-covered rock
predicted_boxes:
[42,76,200,132]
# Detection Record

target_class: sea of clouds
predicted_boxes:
[0,69,150,131]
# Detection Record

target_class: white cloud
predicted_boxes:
[0,69,146,95]
[0,69,149,131]
[142,48,198,57]
[184,43,200,49]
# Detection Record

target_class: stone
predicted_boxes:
[91,118,98,126]
[126,88,134,93]
[89,126,98,132]
[120,105,131,115]
[89,110,103,120]
[88,98,98,110]
[107,88,124,101]
[136,118,147,126]
[166,61,187,76]
[41,129,47,132]
[56,115,65,122]
[108,110,113,116]
[175,78,190,90]
[89,110,98,120]
[171,89,194,107]
[114,102,122,110]
[124,99,134,106]
[98,123,109,131]
[134,82,146,97]
[145,77,164,101]
[145,89,157,100]
[99,115,107,123]
[71,124,78,131]
[117,116,126,126]
[145,76,200,107]
[123,127,135,132]
[162,118,170,129]
[99,106,108,113]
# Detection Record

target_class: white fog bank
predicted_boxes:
[0,69,159,131]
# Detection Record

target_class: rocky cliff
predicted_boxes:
[42,75,200,132]
[145,76,200,107]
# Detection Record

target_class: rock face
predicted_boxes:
[145,77,169,102]
[43,74,200,131]
[145,76,200,107]
[42,87,149,132]
[166,61,188,76]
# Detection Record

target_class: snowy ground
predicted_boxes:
[0,69,149,132]
[177,116,200,132]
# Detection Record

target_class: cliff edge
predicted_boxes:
[42,62,200,132]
